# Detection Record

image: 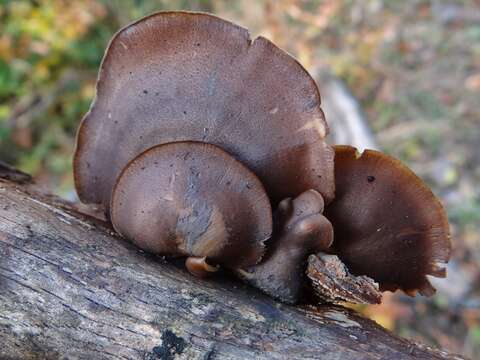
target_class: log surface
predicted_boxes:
[0,176,465,360]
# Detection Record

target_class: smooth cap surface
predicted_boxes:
[74,11,334,208]
[325,145,451,295]
[111,141,272,268]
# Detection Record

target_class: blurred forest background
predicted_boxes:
[0,0,479,357]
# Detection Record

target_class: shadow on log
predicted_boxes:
[0,169,465,359]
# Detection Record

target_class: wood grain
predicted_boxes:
[0,174,465,359]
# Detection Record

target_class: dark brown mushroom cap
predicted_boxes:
[110,141,272,269]
[73,11,334,208]
[325,145,451,296]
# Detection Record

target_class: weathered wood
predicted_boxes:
[0,175,465,359]
[308,253,382,305]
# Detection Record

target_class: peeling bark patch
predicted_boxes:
[149,329,187,360]
[0,162,32,184]
[324,311,361,328]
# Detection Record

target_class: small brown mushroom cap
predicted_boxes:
[74,11,334,209]
[110,141,272,269]
[325,145,451,296]
[185,256,219,278]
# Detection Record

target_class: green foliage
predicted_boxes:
[0,0,217,195]
[0,1,478,357]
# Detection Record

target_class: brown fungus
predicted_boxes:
[236,190,333,303]
[110,141,272,271]
[185,256,219,278]
[71,10,452,304]
[73,11,334,209]
[324,145,451,296]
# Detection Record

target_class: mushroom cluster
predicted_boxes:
[74,11,451,304]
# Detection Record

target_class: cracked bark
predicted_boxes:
[0,170,466,360]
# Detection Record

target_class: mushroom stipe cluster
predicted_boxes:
[74,11,451,305]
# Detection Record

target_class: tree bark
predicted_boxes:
[0,173,465,360]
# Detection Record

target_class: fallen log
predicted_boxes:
[0,171,464,359]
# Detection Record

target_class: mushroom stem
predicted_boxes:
[235,190,333,304]
[185,257,219,278]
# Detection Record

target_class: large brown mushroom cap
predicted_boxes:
[110,141,272,269]
[74,11,333,208]
[325,145,451,296]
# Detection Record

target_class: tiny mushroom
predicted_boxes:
[111,141,272,273]
[322,145,452,296]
